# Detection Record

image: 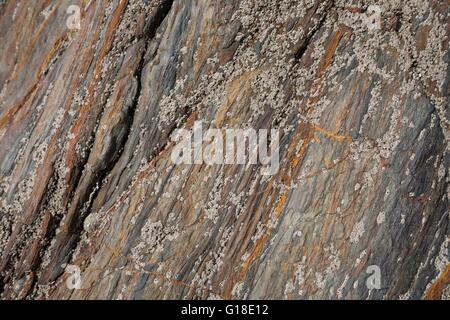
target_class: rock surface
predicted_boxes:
[0,0,448,299]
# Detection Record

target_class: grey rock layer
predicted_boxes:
[0,0,448,299]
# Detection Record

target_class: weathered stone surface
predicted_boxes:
[0,0,448,299]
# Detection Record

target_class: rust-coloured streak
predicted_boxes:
[0,82,39,130]
[10,2,62,82]
[425,264,450,299]
[0,31,69,130]
[319,28,345,75]
[227,124,314,299]
[313,124,352,143]
[70,0,128,142]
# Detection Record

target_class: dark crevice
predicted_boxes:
[26,0,175,297]
[99,0,177,206]
[60,0,175,277]
[294,0,335,62]
[121,0,175,162]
